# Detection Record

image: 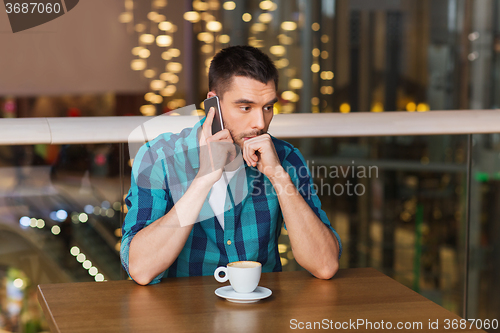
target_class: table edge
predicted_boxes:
[37,284,61,333]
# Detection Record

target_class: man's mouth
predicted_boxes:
[243,136,256,141]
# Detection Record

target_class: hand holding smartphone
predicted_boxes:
[204,96,224,135]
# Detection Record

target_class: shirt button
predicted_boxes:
[227,240,232,245]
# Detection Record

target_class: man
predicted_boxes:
[121,45,341,285]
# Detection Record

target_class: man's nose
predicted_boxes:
[251,110,265,130]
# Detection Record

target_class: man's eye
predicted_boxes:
[240,106,251,111]
[264,106,274,112]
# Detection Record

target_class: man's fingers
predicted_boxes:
[210,129,232,142]
[201,107,215,142]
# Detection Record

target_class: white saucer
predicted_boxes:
[215,286,272,303]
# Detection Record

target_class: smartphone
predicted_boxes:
[204,96,224,135]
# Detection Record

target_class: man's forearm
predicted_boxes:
[128,176,213,285]
[269,168,340,279]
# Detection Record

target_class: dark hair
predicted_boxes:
[208,45,279,99]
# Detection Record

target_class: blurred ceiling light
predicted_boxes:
[183,11,200,23]
[153,0,167,8]
[132,46,144,56]
[201,12,215,21]
[312,22,320,31]
[251,23,267,32]
[165,85,177,96]
[282,104,294,113]
[51,225,61,235]
[406,102,416,112]
[159,21,174,31]
[320,71,334,80]
[275,58,289,69]
[151,95,163,104]
[167,62,182,73]
[161,51,172,60]
[206,21,222,32]
[248,39,264,48]
[209,1,219,10]
[371,102,383,112]
[89,267,98,276]
[270,45,286,56]
[278,34,293,45]
[193,0,209,11]
[281,21,297,31]
[259,0,275,10]
[242,13,252,22]
[119,12,133,23]
[205,58,213,67]
[321,34,329,43]
[218,34,230,43]
[223,1,236,10]
[76,253,86,262]
[281,90,299,102]
[258,13,273,23]
[156,35,173,47]
[144,69,156,78]
[124,0,133,11]
[198,32,214,43]
[167,73,179,83]
[311,97,320,106]
[147,11,158,21]
[311,63,320,73]
[417,103,430,112]
[154,14,166,23]
[468,31,480,41]
[168,101,178,109]
[70,246,80,256]
[135,23,146,33]
[138,48,151,58]
[131,59,146,71]
[201,44,213,54]
[340,103,350,113]
[144,92,156,101]
[83,260,92,269]
[320,86,334,95]
[150,80,166,91]
[468,51,479,61]
[289,78,303,89]
[140,34,155,44]
[321,50,329,59]
[140,105,156,116]
[312,48,320,57]
[169,48,181,57]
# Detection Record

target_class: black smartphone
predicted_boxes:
[204,96,224,135]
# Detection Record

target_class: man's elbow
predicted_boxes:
[315,260,339,280]
[129,263,153,286]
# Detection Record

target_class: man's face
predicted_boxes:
[207,76,277,149]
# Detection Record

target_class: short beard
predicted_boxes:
[223,120,266,148]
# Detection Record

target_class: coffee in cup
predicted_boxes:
[214,261,262,293]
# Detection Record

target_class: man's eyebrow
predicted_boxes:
[266,97,279,105]
[233,97,279,105]
[233,99,255,104]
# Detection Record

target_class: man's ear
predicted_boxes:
[207,91,216,99]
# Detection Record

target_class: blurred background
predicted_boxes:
[1,0,500,331]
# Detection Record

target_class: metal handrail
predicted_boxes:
[0,110,499,145]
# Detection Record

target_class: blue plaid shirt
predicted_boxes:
[121,118,342,284]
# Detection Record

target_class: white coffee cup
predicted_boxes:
[214,261,262,293]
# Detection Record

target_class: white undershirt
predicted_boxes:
[208,159,243,230]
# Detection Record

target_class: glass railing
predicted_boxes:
[0,111,499,332]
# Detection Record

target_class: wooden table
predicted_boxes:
[38,268,485,332]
